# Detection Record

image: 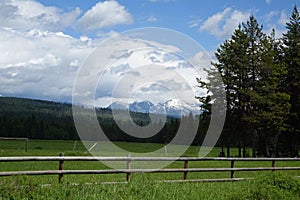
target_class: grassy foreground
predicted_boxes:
[0,173,299,200]
[0,140,299,199]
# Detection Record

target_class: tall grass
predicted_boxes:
[0,140,299,199]
[0,172,299,199]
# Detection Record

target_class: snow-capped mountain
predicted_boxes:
[107,99,201,118]
[129,101,154,113]
[107,102,127,110]
[151,99,182,118]
[154,99,201,118]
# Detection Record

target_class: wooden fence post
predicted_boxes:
[126,154,131,182]
[183,160,188,180]
[230,160,235,178]
[58,153,64,183]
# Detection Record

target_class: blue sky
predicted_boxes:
[0,0,298,108]
[34,0,297,50]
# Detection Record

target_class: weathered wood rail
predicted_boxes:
[0,156,299,183]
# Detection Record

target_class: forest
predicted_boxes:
[0,97,187,144]
[0,6,299,158]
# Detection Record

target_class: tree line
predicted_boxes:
[0,97,78,140]
[0,97,186,144]
[197,6,300,157]
[0,97,212,147]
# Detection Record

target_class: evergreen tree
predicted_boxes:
[197,16,291,157]
[282,5,300,157]
[250,30,290,157]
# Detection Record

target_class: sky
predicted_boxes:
[0,0,298,109]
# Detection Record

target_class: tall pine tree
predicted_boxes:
[283,5,300,157]
[250,30,290,157]
[197,15,291,157]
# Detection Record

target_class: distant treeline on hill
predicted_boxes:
[0,97,208,145]
[0,97,77,140]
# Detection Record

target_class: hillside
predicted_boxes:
[0,97,77,140]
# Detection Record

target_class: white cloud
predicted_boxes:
[263,10,288,38]
[0,0,134,33]
[0,0,81,31]
[0,27,94,100]
[199,8,251,39]
[265,0,272,5]
[147,16,157,22]
[77,1,133,31]
[0,26,210,111]
[188,19,201,28]
[70,33,209,109]
[70,59,80,67]
[200,7,232,34]
[61,7,82,28]
[265,11,279,22]
[0,0,206,108]
[278,10,288,25]
[0,25,202,104]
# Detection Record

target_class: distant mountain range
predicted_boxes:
[107,99,201,118]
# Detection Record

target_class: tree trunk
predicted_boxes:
[243,145,246,157]
[227,146,230,157]
[265,142,270,157]
[252,147,256,157]
[294,142,299,157]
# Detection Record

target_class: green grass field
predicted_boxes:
[0,139,251,156]
[0,140,299,199]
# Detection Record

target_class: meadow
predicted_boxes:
[0,140,299,199]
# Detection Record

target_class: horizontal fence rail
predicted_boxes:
[0,156,299,183]
[1,156,300,162]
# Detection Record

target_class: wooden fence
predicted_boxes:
[0,156,299,183]
[0,137,28,152]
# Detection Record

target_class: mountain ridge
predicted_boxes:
[107,99,201,118]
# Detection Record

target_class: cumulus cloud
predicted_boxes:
[0,0,205,109]
[199,8,251,39]
[72,35,208,107]
[263,10,288,38]
[110,63,132,74]
[0,28,93,68]
[0,0,81,31]
[0,27,94,101]
[77,1,133,31]
[189,51,214,70]
[0,0,134,33]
